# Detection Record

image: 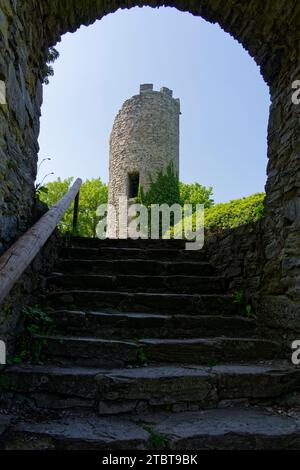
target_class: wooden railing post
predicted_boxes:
[73,190,80,231]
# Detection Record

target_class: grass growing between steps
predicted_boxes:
[136,346,148,365]
[141,423,170,449]
[9,306,56,364]
[233,290,256,318]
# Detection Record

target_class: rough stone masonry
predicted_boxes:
[107,84,180,237]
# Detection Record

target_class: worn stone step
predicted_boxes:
[212,363,300,400]
[45,290,240,315]
[67,236,187,249]
[35,334,280,367]
[50,310,257,338]
[140,337,280,364]
[36,335,139,368]
[96,362,299,414]
[47,274,227,294]
[1,412,149,450]
[0,364,102,410]
[0,362,297,415]
[55,259,216,276]
[61,246,209,262]
[139,407,300,450]
[3,407,300,450]
[0,365,214,413]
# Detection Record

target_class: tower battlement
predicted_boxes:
[139,83,175,98]
[138,84,180,111]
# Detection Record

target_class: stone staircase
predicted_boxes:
[1,237,300,450]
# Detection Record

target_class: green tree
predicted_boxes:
[39,177,108,237]
[137,162,180,236]
[179,182,214,210]
[77,178,108,237]
[137,163,215,237]
[39,177,74,233]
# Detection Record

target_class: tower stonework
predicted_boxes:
[107,84,180,237]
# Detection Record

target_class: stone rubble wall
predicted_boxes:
[0,229,62,355]
[204,220,300,351]
[0,0,46,254]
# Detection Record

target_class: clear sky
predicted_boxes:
[38,6,270,203]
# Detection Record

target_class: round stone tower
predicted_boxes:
[107,84,180,237]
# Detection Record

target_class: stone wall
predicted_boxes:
[204,219,300,351]
[0,0,46,254]
[0,229,62,355]
[205,222,265,299]
[0,0,299,343]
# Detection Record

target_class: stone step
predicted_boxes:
[3,407,300,449]
[0,364,101,410]
[47,274,227,295]
[1,362,297,414]
[55,259,216,276]
[1,412,150,450]
[45,290,240,315]
[67,236,187,249]
[96,362,299,414]
[140,407,300,450]
[36,335,139,368]
[36,334,280,367]
[139,337,280,364]
[61,246,209,262]
[50,310,257,338]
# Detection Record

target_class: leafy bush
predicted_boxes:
[138,164,213,210]
[203,193,265,232]
[9,306,55,364]
[179,193,265,235]
[137,164,215,237]
[138,162,180,207]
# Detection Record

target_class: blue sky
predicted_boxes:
[38,6,270,203]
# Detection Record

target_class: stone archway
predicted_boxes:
[0,0,299,338]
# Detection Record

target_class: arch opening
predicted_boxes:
[38,6,270,206]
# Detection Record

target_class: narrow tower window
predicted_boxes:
[128,173,140,198]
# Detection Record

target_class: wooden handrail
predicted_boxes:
[0,178,82,306]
